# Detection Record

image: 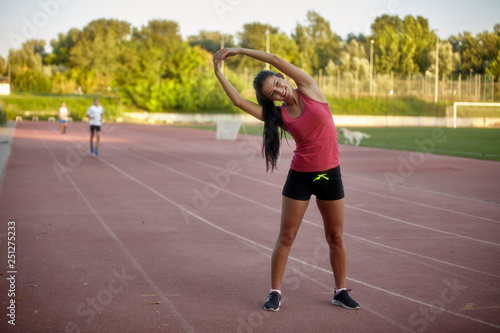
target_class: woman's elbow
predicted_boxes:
[232,98,244,109]
[270,54,283,67]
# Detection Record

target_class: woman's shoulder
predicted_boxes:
[296,88,328,104]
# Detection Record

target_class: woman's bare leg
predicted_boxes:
[316,198,346,288]
[270,196,309,290]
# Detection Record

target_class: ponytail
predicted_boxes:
[253,71,285,172]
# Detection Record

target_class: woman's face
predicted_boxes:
[261,75,292,102]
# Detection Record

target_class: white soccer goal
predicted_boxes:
[452,102,500,128]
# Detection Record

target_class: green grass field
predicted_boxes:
[337,127,500,161]
[206,125,500,161]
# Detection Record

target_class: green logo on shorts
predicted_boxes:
[313,174,329,182]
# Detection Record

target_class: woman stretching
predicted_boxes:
[213,48,360,311]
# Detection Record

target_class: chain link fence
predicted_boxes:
[315,72,498,103]
[233,69,498,103]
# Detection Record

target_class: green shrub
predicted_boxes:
[12,70,52,93]
[327,96,447,116]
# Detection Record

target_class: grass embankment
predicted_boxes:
[326,97,447,116]
[2,92,499,161]
[0,93,123,121]
[0,93,447,120]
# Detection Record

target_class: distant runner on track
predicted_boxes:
[58,102,70,134]
[86,98,103,156]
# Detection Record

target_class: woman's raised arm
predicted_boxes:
[213,50,264,121]
[215,48,323,101]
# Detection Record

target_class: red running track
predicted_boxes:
[1,121,499,332]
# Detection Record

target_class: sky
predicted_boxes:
[0,0,499,58]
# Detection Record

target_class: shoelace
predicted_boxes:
[268,292,280,303]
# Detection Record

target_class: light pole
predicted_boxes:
[369,39,374,97]
[434,30,439,104]
[469,68,473,97]
[265,24,270,70]
[220,34,225,74]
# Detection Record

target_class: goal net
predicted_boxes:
[449,102,500,128]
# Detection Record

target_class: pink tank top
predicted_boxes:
[280,90,340,172]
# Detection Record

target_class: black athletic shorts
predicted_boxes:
[282,165,344,201]
[90,125,101,133]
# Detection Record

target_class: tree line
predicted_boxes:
[1,11,499,112]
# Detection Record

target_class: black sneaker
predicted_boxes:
[331,289,360,310]
[264,291,281,311]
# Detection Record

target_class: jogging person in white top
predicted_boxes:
[58,102,70,134]
[86,98,103,156]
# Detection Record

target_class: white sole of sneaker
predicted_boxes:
[263,306,280,311]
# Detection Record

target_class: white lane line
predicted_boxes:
[49,125,500,329]
[151,140,499,225]
[106,141,500,278]
[116,128,498,225]
[344,173,500,207]
[117,140,500,248]
[347,234,500,279]
[114,125,500,207]
[347,186,500,224]
[255,249,417,333]
[350,205,500,248]
[94,147,500,331]
[51,127,500,279]
[36,128,196,333]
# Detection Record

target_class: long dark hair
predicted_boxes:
[253,70,285,172]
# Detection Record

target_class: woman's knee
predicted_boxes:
[277,231,297,248]
[325,232,344,249]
